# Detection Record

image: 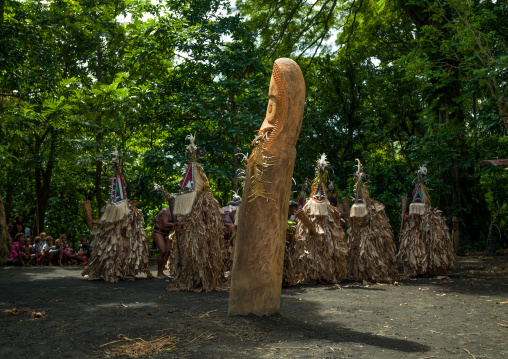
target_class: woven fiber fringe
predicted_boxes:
[167,191,226,292]
[292,200,348,284]
[81,201,93,230]
[409,203,426,215]
[82,202,153,282]
[397,207,455,276]
[350,203,367,218]
[347,199,398,283]
[307,200,329,217]
[99,201,130,224]
[174,191,198,216]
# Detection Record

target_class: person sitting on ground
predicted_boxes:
[41,234,49,259]
[21,237,35,266]
[40,232,47,250]
[63,239,86,265]
[8,233,24,265]
[54,239,64,266]
[60,240,72,265]
[76,237,90,263]
[59,234,68,248]
[31,237,46,266]
[45,236,58,266]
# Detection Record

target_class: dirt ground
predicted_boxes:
[1,255,507,359]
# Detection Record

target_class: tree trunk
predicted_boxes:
[0,193,12,257]
[34,128,57,235]
[401,3,491,241]
[94,130,105,210]
[232,135,239,194]
[433,84,490,242]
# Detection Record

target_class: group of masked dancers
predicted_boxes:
[282,155,455,286]
[81,136,456,290]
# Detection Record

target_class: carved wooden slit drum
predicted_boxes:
[228,58,306,316]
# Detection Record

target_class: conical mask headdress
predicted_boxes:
[350,159,368,218]
[409,166,430,215]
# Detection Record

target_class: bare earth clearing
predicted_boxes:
[1,255,507,358]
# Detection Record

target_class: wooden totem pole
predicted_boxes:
[228,58,305,316]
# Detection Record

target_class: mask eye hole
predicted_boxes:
[268,104,272,113]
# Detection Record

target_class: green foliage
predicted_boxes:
[0,0,507,248]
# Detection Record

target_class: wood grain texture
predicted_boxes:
[229,58,305,316]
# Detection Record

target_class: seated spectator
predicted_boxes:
[31,236,46,266]
[61,239,86,265]
[21,237,35,266]
[44,236,58,266]
[8,233,24,265]
[77,237,90,263]
[54,239,65,266]
[60,239,72,265]
[40,232,47,248]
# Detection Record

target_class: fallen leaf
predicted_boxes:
[496,301,508,304]
[121,302,131,308]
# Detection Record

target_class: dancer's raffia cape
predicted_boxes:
[282,229,296,287]
[168,191,226,292]
[167,135,225,292]
[348,199,398,282]
[82,169,153,282]
[397,168,455,276]
[347,161,397,283]
[398,208,455,276]
[229,58,305,316]
[292,154,348,284]
[292,201,348,283]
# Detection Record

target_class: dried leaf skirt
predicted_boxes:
[82,203,153,283]
[292,203,348,284]
[347,199,398,282]
[397,207,455,276]
[168,191,226,292]
[282,234,296,287]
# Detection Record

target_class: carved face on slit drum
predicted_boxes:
[258,65,287,145]
[252,60,299,150]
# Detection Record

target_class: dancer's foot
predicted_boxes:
[157,274,166,280]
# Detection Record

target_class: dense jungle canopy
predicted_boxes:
[0,0,507,250]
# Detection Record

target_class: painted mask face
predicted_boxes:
[312,183,327,201]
